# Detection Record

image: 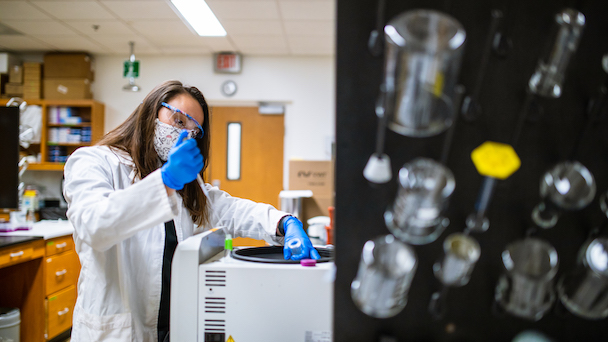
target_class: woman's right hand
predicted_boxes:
[161,130,204,190]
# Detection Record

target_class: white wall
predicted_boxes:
[92,55,336,189]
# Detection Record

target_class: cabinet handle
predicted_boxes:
[56,242,67,248]
[10,251,24,258]
[55,269,67,276]
[57,308,69,316]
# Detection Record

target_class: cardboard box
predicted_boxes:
[23,62,42,99]
[23,85,41,99]
[288,160,334,197]
[288,160,335,228]
[43,53,92,79]
[24,62,42,78]
[8,65,22,83]
[4,82,23,95]
[43,78,91,99]
[302,195,334,227]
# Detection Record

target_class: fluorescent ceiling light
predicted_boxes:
[171,0,227,37]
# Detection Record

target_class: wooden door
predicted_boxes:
[208,106,284,209]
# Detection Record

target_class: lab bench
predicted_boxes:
[0,220,78,341]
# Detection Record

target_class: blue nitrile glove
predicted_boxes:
[161,130,204,190]
[283,216,321,261]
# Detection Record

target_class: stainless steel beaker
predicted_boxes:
[495,238,559,321]
[558,238,608,319]
[351,234,418,318]
[434,233,481,286]
[383,9,466,137]
[385,158,455,245]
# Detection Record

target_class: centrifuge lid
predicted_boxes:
[231,245,334,264]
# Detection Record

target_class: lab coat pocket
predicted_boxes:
[73,308,132,342]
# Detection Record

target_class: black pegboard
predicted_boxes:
[334,0,608,341]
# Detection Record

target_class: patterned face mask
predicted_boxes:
[154,119,183,161]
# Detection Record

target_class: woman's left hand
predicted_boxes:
[283,216,321,260]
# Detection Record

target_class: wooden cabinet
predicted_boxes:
[0,241,43,268]
[0,238,46,342]
[46,285,77,339]
[43,235,80,340]
[0,99,105,171]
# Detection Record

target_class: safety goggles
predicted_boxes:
[161,102,204,139]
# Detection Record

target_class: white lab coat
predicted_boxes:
[63,146,287,342]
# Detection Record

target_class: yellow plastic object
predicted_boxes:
[471,141,521,179]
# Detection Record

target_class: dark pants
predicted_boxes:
[157,220,177,342]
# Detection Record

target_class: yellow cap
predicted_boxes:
[471,141,521,179]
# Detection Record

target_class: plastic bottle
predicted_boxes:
[287,238,303,256]
[22,187,38,227]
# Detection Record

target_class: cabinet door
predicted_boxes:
[45,236,74,257]
[0,244,35,268]
[45,250,80,296]
[46,285,76,340]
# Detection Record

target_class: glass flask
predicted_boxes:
[351,234,418,318]
[528,9,585,98]
[495,237,559,321]
[531,161,596,228]
[558,238,608,319]
[383,9,466,137]
[385,158,455,245]
[434,233,481,286]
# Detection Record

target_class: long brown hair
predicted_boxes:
[98,80,211,226]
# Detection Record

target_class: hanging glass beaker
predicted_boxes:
[383,9,466,137]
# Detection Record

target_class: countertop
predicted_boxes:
[0,220,74,240]
[0,235,43,249]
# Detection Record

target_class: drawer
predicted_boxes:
[45,235,74,256]
[45,250,80,296]
[0,240,44,268]
[46,285,77,340]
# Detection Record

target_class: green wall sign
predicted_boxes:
[123,60,140,78]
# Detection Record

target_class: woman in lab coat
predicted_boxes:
[63,80,320,342]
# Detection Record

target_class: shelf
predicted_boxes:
[2,99,104,169]
[47,142,90,147]
[26,163,65,171]
[0,99,44,106]
[47,123,91,128]
[42,99,102,107]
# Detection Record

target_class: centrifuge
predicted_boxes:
[170,228,334,342]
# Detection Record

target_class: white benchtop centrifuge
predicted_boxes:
[170,228,334,342]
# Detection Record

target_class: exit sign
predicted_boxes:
[214,52,242,74]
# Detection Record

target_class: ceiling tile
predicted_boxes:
[0,1,52,20]
[101,1,178,20]
[0,35,54,50]
[142,34,211,49]
[283,20,334,36]
[159,46,211,55]
[279,1,334,20]
[2,20,75,35]
[199,37,236,52]
[65,20,137,36]
[287,35,333,55]
[221,20,282,35]
[87,35,155,53]
[230,35,287,49]
[30,1,116,20]
[35,35,110,53]
[238,46,289,56]
[206,1,280,20]
[130,20,193,37]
